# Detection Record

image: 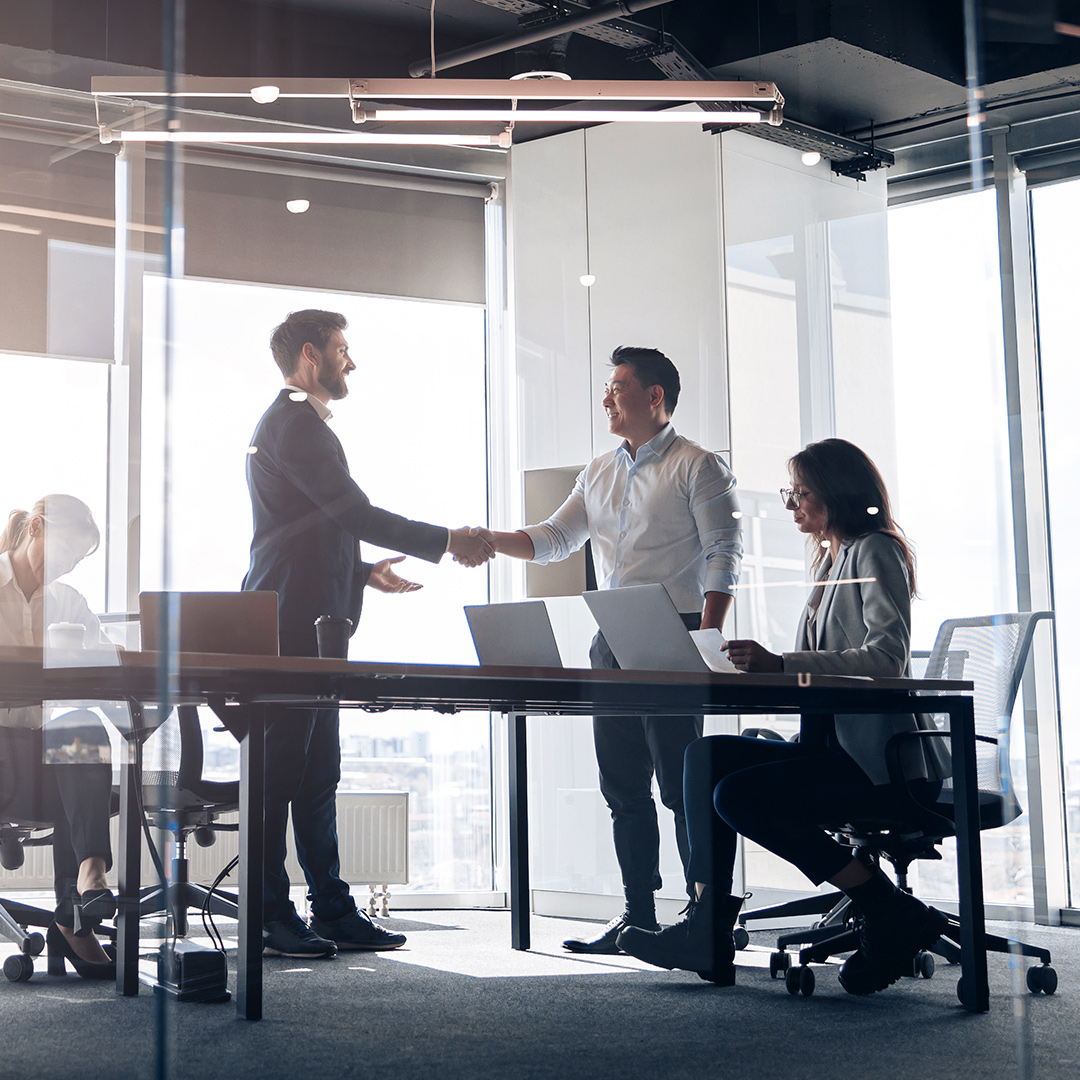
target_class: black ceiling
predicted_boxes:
[6,0,1080,142]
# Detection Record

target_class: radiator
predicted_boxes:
[0,791,410,894]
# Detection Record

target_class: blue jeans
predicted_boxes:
[263,631,353,924]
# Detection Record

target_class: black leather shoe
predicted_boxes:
[310,907,406,951]
[617,889,745,985]
[839,895,948,995]
[563,910,658,954]
[46,922,117,980]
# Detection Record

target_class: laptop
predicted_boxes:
[139,591,280,656]
[582,583,710,673]
[464,601,564,668]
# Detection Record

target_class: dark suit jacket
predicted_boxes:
[242,390,448,637]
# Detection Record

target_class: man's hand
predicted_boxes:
[448,526,495,567]
[722,638,783,673]
[367,556,423,594]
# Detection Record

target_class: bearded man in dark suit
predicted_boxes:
[244,308,491,958]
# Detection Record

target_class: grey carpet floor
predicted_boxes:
[1,907,1076,1080]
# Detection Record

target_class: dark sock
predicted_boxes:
[625,891,657,928]
[842,867,899,922]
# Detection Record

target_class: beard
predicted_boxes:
[316,356,349,400]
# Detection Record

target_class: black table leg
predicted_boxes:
[508,712,529,951]
[951,696,989,1012]
[236,703,265,1021]
[116,738,141,997]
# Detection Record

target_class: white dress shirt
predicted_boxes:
[0,551,105,728]
[521,424,742,614]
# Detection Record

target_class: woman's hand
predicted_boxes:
[722,639,783,673]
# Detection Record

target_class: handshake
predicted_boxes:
[447,526,497,568]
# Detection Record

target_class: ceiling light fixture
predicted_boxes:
[800,151,822,166]
[285,199,310,214]
[97,129,510,148]
[91,75,784,150]
[250,85,281,104]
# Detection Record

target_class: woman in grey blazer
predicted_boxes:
[618,439,949,996]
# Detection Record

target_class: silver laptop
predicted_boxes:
[464,601,564,668]
[139,591,280,656]
[583,584,709,673]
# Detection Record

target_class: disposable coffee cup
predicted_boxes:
[315,615,352,659]
[47,622,85,649]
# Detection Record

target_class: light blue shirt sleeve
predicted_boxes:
[520,468,590,565]
[690,453,743,596]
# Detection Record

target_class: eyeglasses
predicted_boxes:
[779,487,810,509]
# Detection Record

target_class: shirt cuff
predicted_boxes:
[444,527,452,554]
[703,569,740,597]
[519,524,555,565]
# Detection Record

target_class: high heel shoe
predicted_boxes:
[71,887,116,935]
[47,923,116,980]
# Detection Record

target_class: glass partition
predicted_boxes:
[1030,177,1080,907]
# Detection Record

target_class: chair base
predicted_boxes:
[139,880,239,938]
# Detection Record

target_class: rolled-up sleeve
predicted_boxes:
[520,469,591,565]
[690,455,743,596]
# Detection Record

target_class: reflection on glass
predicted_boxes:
[1030,179,1080,907]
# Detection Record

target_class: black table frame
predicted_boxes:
[0,652,985,1018]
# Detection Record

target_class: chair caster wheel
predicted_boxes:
[915,950,935,979]
[733,926,750,951]
[785,965,814,996]
[23,932,44,958]
[4,953,33,982]
[1026,965,1057,995]
[769,951,790,979]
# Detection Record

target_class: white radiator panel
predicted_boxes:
[0,792,409,892]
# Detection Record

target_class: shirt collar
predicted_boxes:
[283,385,332,422]
[619,421,677,462]
[0,551,13,589]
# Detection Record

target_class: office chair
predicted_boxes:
[138,705,240,937]
[739,611,1057,1000]
[0,811,51,982]
[0,722,121,983]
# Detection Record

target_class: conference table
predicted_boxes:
[0,647,985,1018]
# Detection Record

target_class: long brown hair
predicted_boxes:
[0,495,100,559]
[788,439,917,598]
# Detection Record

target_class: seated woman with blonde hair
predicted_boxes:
[0,494,116,978]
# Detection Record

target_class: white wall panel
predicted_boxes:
[584,119,729,457]
[509,133,594,472]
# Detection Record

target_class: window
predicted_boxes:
[140,276,493,894]
[1030,178,1080,906]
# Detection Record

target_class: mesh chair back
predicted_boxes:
[923,612,1052,810]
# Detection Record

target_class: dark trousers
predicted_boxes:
[263,630,353,924]
[590,616,703,900]
[683,734,939,894]
[1,714,113,917]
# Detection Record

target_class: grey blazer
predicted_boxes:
[781,532,950,786]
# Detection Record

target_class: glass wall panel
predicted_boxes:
[139,274,493,894]
[1030,178,1080,906]
[884,192,1025,907]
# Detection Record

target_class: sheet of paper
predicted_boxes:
[690,628,741,674]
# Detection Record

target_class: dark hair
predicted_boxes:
[788,438,917,597]
[610,345,681,414]
[269,310,348,377]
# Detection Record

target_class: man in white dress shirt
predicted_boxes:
[482,346,742,952]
